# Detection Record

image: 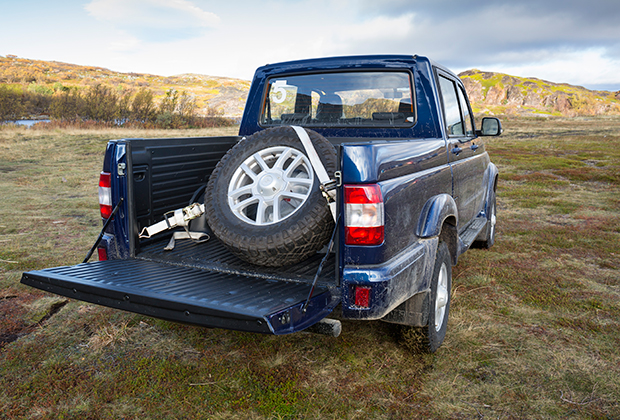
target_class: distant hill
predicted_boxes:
[459,69,620,117]
[2,55,619,119]
[0,55,250,118]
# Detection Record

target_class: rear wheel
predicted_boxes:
[401,241,452,353]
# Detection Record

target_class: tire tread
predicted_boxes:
[205,127,337,267]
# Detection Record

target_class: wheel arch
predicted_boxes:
[416,194,458,265]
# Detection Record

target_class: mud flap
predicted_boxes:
[21,259,340,335]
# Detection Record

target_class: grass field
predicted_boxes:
[1,118,619,419]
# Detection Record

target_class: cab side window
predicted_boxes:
[457,86,474,137]
[438,75,463,136]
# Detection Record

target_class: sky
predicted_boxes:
[2,0,620,91]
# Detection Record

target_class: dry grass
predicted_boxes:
[1,119,619,419]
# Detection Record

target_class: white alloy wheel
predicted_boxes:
[434,262,449,332]
[490,203,497,239]
[227,146,314,225]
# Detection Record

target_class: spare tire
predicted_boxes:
[205,126,337,267]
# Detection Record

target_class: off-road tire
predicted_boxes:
[205,126,337,267]
[400,241,452,353]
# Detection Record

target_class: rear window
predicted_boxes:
[261,71,415,128]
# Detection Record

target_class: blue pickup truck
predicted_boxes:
[21,55,501,352]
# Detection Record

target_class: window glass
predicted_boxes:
[457,86,474,136]
[438,75,463,136]
[261,71,414,127]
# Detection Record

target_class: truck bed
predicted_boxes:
[123,135,339,286]
[137,232,336,286]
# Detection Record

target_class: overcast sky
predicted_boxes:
[2,0,620,91]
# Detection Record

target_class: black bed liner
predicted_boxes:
[137,234,336,285]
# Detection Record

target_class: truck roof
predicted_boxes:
[256,54,457,79]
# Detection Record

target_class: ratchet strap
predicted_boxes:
[290,126,337,221]
[163,230,209,251]
[139,202,209,250]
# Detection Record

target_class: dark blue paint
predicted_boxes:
[100,141,132,260]
[340,138,446,183]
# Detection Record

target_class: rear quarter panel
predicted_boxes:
[341,139,451,266]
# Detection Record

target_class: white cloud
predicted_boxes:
[107,32,143,53]
[328,13,415,51]
[85,0,220,29]
[487,48,620,88]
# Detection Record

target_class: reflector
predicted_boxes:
[97,247,108,261]
[354,286,371,308]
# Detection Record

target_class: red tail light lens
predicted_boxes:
[344,185,384,246]
[99,172,113,219]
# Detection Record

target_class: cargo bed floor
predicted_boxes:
[137,232,336,286]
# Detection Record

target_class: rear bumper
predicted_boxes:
[21,259,340,335]
[340,238,437,320]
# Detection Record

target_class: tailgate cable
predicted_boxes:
[302,214,340,314]
[83,198,123,263]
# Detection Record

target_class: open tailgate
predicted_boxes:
[21,259,340,335]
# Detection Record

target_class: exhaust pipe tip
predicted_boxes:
[304,318,341,337]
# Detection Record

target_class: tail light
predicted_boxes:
[344,184,384,246]
[97,247,108,261]
[99,172,113,219]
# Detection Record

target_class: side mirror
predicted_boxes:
[476,117,503,136]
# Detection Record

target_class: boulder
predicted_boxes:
[505,86,524,105]
[523,91,542,107]
[461,78,484,103]
[485,85,506,105]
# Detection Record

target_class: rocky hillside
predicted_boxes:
[459,69,620,117]
[0,55,250,119]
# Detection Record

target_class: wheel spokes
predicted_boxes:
[228,146,314,226]
[252,152,271,172]
[435,263,449,331]
[271,196,281,223]
[274,147,294,170]
[240,163,257,181]
[229,185,253,200]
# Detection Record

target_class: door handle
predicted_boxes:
[471,144,479,152]
[451,146,462,155]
